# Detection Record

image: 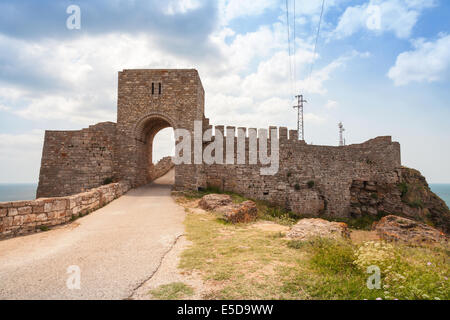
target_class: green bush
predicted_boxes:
[307,180,315,188]
[398,182,409,197]
[408,199,424,209]
[102,177,114,185]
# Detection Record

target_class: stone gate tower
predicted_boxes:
[37,69,206,197]
[115,69,205,189]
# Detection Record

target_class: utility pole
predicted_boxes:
[338,122,345,146]
[293,94,307,140]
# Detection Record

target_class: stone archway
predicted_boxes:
[134,113,176,185]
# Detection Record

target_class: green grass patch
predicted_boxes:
[149,282,194,300]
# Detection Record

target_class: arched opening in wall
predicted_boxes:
[135,115,176,186]
[151,127,175,178]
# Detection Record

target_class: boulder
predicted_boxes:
[198,194,258,224]
[199,194,232,211]
[373,215,447,244]
[286,218,350,241]
[220,200,258,224]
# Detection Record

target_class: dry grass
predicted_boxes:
[176,195,450,300]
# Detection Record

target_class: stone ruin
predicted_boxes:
[35,69,450,232]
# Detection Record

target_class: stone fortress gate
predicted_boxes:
[37,69,412,220]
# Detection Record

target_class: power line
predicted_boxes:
[293,0,296,91]
[285,0,293,97]
[305,0,325,92]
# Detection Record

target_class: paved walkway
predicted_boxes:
[0,169,185,299]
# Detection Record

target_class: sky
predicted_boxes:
[0,0,449,183]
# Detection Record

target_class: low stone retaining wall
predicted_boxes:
[0,181,131,240]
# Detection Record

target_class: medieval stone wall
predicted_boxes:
[37,122,117,198]
[201,126,401,218]
[149,156,175,181]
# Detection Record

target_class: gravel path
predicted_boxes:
[0,169,185,299]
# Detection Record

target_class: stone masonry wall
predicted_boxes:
[0,181,130,240]
[37,122,117,198]
[201,126,401,219]
[149,156,175,181]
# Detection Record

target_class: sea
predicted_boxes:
[429,184,450,207]
[0,182,449,206]
[0,183,38,202]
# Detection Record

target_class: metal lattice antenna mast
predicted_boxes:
[293,94,307,140]
[338,122,345,146]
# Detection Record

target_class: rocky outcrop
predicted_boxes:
[373,215,447,244]
[199,194,258,223]
[287,218,350,241]
[350,167,450,234]
[199,194,233,211]
[219,200,258,224]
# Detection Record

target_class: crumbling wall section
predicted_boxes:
[36,122,117,198]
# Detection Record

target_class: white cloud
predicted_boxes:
[388,34,450,86]
[325,100,338,109]
[219,0,277,25]
[163,0,202,15]
[333,0,435,39]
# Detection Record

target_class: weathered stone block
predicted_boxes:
[13,215,24,226]
[8,208,18,217]
[36,213,47,222]
[18,206,32,215]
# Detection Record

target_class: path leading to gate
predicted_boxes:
[0,169,184,299]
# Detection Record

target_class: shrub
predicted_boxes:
[398,182,408,197]
[307,180,315,188]
[102,177,114,185]
[354,241,397,272]
[408,199,423,209]
[294,183,300,191]
[353,241,449,300]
